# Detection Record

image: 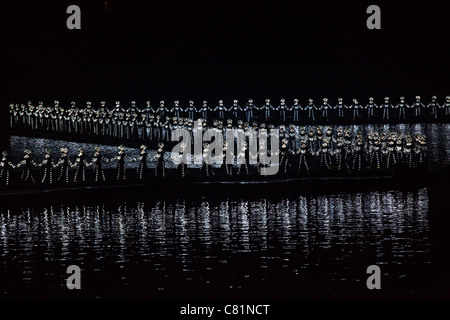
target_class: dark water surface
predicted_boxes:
[0,189,440,299]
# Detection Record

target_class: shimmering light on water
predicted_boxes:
[0,189,430,298]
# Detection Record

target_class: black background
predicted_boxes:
[1,0,449,137]
[0,1,449,306]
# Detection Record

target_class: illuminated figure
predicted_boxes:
[382,97,393,120]
[384,135,397,169]
[368,135,382,169]
[244,99,255,122]
[38,149,54,184]
[263,99,274,120]
[215,100,226,119]
[290,98,301,122]
[334,98,346,119]
[200,143,213,177]
[396,96,408,120]
[220,142,233,176]
[428,95,439,119]
[231,99,241,119]
[236,141,250,175]
[187,100,196,120]
[365,97,377,119]
[403,135,414,168]
[317,138,332,170]
[90,146,106,182]
[277,98,288,122]
[320,98,331,120]
[279,139,290,174]
[54,148,72,183]
[443,96,450,116]
[352,136,365,171]
[411,96,424,117]
[134,144,148,181]
[72,147,88,183]
[296,140,310,174]
[0,151,15,186]
[200,100,208,120]
[110,145,131,181]
[176,142,188,178]
[306,99,316,121]
[333,137,345,171]
[16,149,37,183]
[351,98,361,120]
[152,142,167,177]
[288,124,297,149]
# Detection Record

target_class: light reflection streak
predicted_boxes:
[0,188,431,294]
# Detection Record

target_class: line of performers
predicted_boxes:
[9,95,450,137]
[1,128,427,186]
[276,127,427,175]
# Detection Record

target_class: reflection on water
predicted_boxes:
[0,188,431,298]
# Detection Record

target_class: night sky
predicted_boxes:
[1,0,450,141]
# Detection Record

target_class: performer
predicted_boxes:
[215,100,226,119]
[200,143,213,177]
[0,151,15,186]
[175,142,188,178]
[403,135,414,168]
[110,145,130,181]
[170,100,181,119]
[333,138,345,171]
[245,99,255,122]
[156,142,168,177]
[9,104,15,128]
[263,99,274,121]
[320,98,331,121]
[384,135,397,169]
[90,146,106,182]
[200,100,208,120]
[290,98,301,122]
[317,138,332,170]
[382,97,393,120]
[428,95,440,120]
[307,127,316,153]
[411,96,424,117]
[134,144,148,181]
[236,141,249,175]
[187,100,196,120]
[396,96,408,120]
[16,149,37,183]
[365,97,377,119]
[72,147,88,183]
[306,99,316,121]
[279,139,291,174]
[443,96,450,117]
[278,98,288,122]
[415,134,427,166]
[351,98,361,120]
[395,136,403,163]
[54,148,72,183]
[231,99,241,119]
[144,101,153,120]
[288,124,297,150]
[37,149,54,184]
[220,142,233,176]
[296,140,310,174]
[368,135,382,169]
[299,126,307,141]
[352,136,365,171]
